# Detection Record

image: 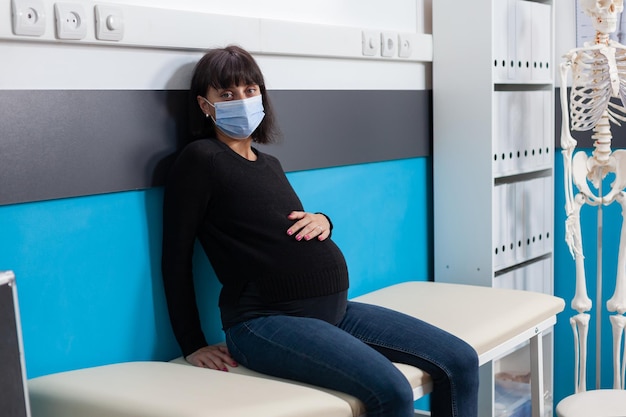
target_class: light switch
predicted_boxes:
[95,4,123,41]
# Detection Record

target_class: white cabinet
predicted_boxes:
[433,1,555,416]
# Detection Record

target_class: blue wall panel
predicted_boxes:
[0,191,179,378]
[0,157,431,379]
[289,157,432,298]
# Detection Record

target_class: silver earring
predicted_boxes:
[205,113,209,118]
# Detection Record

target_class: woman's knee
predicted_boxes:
[365,373,414,417]
[392,376,415,406]
[447,340,479,384]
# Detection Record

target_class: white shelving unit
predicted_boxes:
[433,1,555,416]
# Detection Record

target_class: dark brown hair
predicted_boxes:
[189,45,279,144]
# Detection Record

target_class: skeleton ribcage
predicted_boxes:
[570,47,626,131]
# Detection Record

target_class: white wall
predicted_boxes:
[0,0,431,91]
[120,0,424,32]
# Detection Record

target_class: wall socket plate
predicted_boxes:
[398,33,412,58]
[95,4,124,41]
[381,31,397,57]
[54,2,87,40]
[11,0,46,36]
[362,30,380,56]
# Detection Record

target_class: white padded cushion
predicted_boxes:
[170,357,430,417]
[354,281,565,358]
[556,389,626,417]
[27,281,564,417]
[28,361,353,417]
[168,281,564,416]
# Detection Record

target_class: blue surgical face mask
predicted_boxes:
[203,95,265,140]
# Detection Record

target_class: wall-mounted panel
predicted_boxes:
[0,1,432,63]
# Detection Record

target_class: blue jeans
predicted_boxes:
[225,301,478,417]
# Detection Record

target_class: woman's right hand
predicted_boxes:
[185,344,238,371]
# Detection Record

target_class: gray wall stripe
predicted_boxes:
[261,90,431,172]
[0,90,431,206]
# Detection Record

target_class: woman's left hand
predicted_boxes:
[287,211,330,241]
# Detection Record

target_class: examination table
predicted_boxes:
[27,281,565,417]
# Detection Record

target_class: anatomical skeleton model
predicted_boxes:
[560,0,626,393]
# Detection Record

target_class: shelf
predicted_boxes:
[494,168,554,183]
[494,83,554,90]
[433,0,555,415]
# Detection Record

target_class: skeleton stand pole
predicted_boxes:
[597,180,603,389]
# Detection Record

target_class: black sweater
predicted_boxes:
[161,138,349,356]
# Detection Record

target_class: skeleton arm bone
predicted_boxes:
[607,192,626,315]
[566,193,593,313]
[614,42,626,117]
[561,59,577,217]
[560,58,577,152]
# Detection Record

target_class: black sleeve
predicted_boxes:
[161,143,213,357]
[316,212,334,237]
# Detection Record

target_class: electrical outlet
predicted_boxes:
[54,2,87,40]
[95,4,124,41]
[11,0,46,36]
[381,32,396,57]
[398,33,412,58]
[362,30,380,57]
